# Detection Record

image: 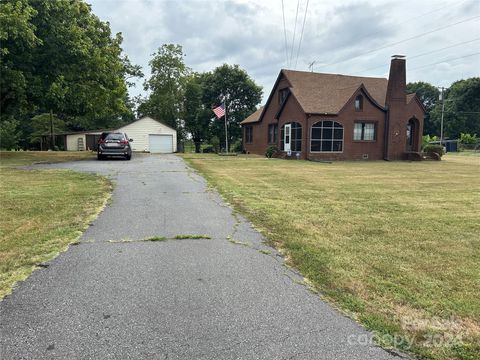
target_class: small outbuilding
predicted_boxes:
[65,130,104,151]
[116,116,177,153]
[62,116,177,153]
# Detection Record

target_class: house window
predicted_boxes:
[355,95,363,111]
[245,126,253,143]
[268,124,278,143]
[280,122,302,151]
[310,121,343,152]
[353,122,376,141]
[279,88,289,104]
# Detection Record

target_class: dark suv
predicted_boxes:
[97,132,133,160]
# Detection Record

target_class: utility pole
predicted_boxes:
[439,87,445,150]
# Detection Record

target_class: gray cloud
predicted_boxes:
[88,0,480,101]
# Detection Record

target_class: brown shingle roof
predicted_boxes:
[240,106,264,124]
[282,70,388,114]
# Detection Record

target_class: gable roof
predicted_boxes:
[406,93,426,113]
[118,116,177,133]
[282,69,388,114]
[240,106,264,124]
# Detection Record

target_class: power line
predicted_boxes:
[318,15,480,69]
[295,0,309,69]
[409,52,480,71]
[351,0,469,46]
[281,0,289,68]
[356,38,480,74]
[290,0,300,68]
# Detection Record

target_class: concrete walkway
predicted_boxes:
[0,154,404,359]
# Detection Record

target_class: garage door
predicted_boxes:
[149,134,173,153]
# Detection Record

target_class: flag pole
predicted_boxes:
[224,97,229,153]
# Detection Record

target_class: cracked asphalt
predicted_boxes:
[0,154,406,359]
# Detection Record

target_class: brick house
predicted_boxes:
[241,56,425,160]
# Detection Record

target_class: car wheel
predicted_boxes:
[126,154,131,160]
[97,154,104,160]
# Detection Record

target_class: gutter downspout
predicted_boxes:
[305,114,310,160]
[383,106,390,161]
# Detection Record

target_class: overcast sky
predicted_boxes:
[88,0,480,103]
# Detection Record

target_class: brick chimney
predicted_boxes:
[384,55,408,160]
[386,55,406,105]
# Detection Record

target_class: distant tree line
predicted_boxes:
[407,78,480,140]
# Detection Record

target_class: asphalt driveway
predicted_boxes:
[0,154,405,359]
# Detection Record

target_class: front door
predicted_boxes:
[406,119,415,151]
[284,123,291,152]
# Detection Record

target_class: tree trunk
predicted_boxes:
[50,109,55,150]
[194,141,201,153]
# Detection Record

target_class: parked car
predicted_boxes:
[97,132,133,160]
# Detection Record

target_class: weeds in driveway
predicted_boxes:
[182,153,480,359]
[174,234,211,239]
[145,236,167,242]
[228,239,250,247]
[108,235,212,243]
[0,151,110,299]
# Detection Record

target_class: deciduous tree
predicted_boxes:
[0,0,142,148]
[202,64,262,150]
[138,44,190,132]
[183,73,212,153]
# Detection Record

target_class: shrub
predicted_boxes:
[202,145,214,153]
[423,144,444,157]
[265,145,278,158]
[422,134,438,148]
[459,133,478,145]
[0,119,22,150]
[231,138,243,153]
[210,136,220,153]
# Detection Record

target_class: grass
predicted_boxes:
[145,236,167,242]
[182,153,480,359]
[0,151,110,299]
[173,234,211,239]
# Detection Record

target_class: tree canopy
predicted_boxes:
[183,73,212,153]
[407,78,479,139]
[138,48,263,152]
[202,64,263,150]
[0,0,142,149]
[138,44,190,132]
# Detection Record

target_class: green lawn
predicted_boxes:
[182,153,480,359]
[0,151,111,299]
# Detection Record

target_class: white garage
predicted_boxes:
[117,116,177,153]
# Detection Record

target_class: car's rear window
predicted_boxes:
[105,133,124,141]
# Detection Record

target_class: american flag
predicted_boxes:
[212,104,225,118]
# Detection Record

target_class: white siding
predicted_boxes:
[66,134,86,151]
[117,117,177,152]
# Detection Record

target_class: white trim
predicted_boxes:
[129,116,177,133]
[284,123,291,152]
